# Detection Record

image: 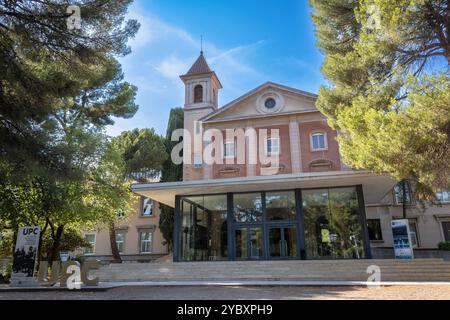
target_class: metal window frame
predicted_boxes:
[173,184,371,261]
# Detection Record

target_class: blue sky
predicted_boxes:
[106,0,324,136]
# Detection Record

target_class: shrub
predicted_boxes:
[438,241,450,251]
[0,259,12,284]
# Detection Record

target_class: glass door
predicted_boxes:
[235,226,264,260]
[269,227,282,257]
[268,225,298,259]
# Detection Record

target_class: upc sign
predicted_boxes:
[38,260,100,290]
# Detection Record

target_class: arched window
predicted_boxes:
[194,85,203,103]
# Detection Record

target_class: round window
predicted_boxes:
[264,98,276,109]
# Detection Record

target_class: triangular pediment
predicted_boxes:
[201,82,318,122]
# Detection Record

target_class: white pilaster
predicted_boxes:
[246,125,257,177]
[289,120,302,173]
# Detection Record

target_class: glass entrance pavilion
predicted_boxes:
[132,171,396,262]
[174,185,371,261]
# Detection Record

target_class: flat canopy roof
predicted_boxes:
[132,171,396,208]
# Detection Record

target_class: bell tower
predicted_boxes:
[180,51,222,111]
[180,52,222,181]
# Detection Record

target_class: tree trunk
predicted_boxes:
[11,230,17,256]
[37,221,48,262]
[36,222,48,272]
[109,222,122,263]
[48,225,64,263]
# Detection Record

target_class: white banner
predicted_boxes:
[391,219,414,259]
[10,226,41,287]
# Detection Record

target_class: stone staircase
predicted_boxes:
[94,259,450,282]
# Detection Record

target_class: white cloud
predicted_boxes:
[209,40,266,65]
[106,3,268,136]
[127,9,197,50]
[151,56,190,80]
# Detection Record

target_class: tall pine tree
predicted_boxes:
[159,108,184,250]
[0,0,139,178]
[310,0,449,196]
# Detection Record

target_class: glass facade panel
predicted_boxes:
[249,228,264,259]
[235,228,247,259]
[266,191,296,221]
[176,186,367,261]
[269,228,282,257]
[302,189,330,259]
[302,187,365,259]
[233,193,263,222]
[284,227,298,257]
[180,195,228,261]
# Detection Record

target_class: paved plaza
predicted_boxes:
[1,285,450,300]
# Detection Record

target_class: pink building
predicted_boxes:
[82,196,168,262]
[132,52,450,262]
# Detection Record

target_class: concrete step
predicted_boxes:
[110,264,447,269]
[95,259,450,282]
[105,262,450,268]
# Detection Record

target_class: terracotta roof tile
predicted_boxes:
[185,52,211,75]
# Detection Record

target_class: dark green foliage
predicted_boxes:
[310,0,450,194]
[438,242,450,251]
[112,128,168,179]
[0,0,141,262]
[159,108,184,249]
[0,0,139,179]
[39,227,92,260]
[161,108,184,183]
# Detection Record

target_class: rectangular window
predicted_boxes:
[310,132,327,151]
[140,231,153,254]
[265,137,280,156]
[223,141,235,158]
[83,234,96,255]
[115,232,125,254]
[141,197,153,217]
[394,181,413,205]
[409,221,419,248]
[442,222,450,242]
[367,219,383,241]
[436,190,450,203]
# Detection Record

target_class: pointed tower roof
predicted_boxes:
[180,52,223,88]
[185,51,211,75]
